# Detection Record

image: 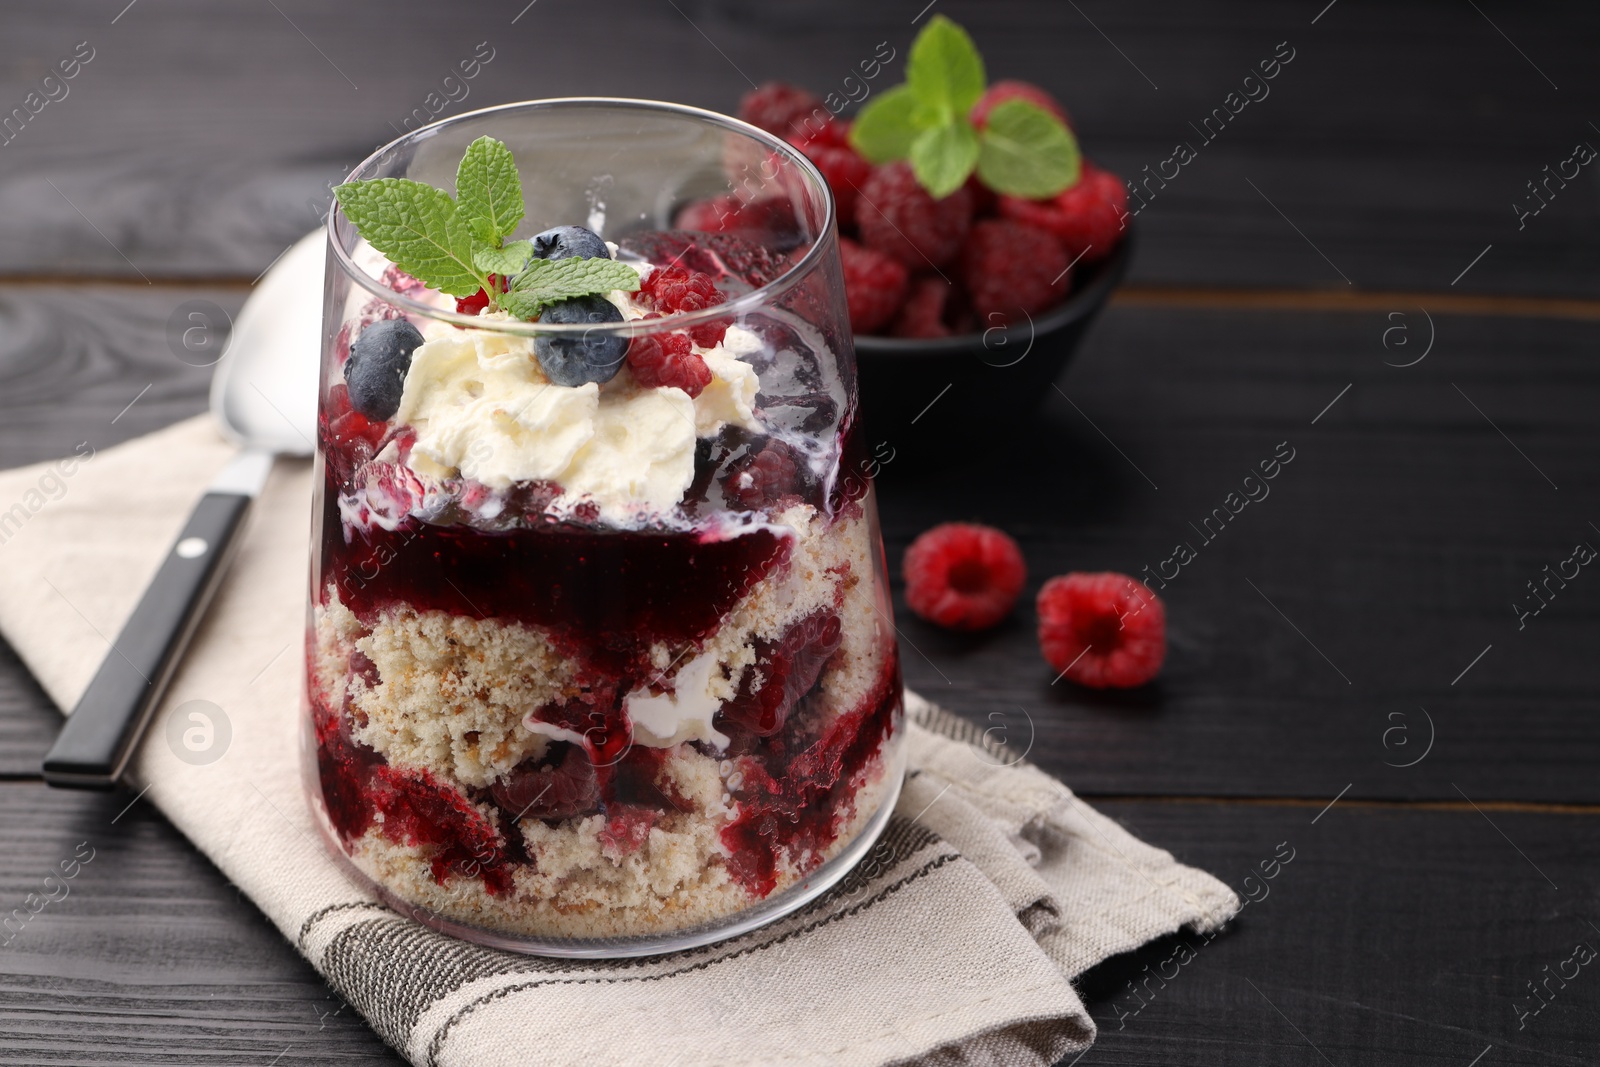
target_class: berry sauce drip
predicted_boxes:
[719,647,902,896]
[313,669,516,895]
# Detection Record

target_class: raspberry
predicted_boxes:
[627,326,712,397]
[785,111,842,149]
[971,80,1072,130]
[799,141,872,224]
[721,610,842,736]
[639,265,729,345]
[641,266,720,311]
[1037,572,1166,688]
[903,523,1027,631]
[959,219,1071,325]
[891,277,953,339]
[455,273,508,316]
[620,230,790,288]
[855,161,974,269]
[673,196,740,234]
[489,744,600,821]
[674,194,798,252]
[321,384,388,486]
[332,299,407,365]
[838,236,909,335]
[380,264,429,298]
[739,82,825,139]
[964,172,998,218]
[999,162,1129,265]
[726,440,802,510]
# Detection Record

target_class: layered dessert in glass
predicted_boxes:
[304,99,904,955]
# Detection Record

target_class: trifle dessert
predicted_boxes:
[304,100,904,953]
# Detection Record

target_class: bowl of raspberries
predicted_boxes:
[679,17,1132,458]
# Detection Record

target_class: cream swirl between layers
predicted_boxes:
[392,312,762,524]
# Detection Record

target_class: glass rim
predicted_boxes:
[324,96,837,336]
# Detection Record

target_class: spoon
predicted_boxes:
[42,230,324,789]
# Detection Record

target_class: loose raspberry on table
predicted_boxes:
[891,276,954,339]
[855,161,974,269]
[1037,572,1166,688]
[960,218,1071,324]
[903,523,1027,631]
[838,237,909,335]
[627,325,713,397]
[739,81,825,140]
[999,162,1129,265]
[971,80,1072,129]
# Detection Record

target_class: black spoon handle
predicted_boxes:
[41,491,253,789]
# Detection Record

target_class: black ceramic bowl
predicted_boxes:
[852,226,1134,467]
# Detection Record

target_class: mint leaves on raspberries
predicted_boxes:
[333,135,639,319]
[849,15,1081,199]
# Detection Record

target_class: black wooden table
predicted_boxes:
[2,2,1597,1063]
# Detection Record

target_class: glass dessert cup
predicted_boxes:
[304,98,905,957]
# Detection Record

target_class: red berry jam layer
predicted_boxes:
[308,489,902,937]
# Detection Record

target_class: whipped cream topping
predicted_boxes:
[392,308,764,525]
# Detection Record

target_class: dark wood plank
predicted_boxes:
[880,303,1600,802]
[0,639,57,778]
[0,1,1597,294]
[0,284,232,775]
[0,285,233,467]
[0,782,404,1065]
[1075,799,1600,1066]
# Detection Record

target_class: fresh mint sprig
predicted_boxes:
[332,177,483,298]
[501,258,644,320]
[455,136,525,246]
[849,15,1081,200]
[333,136,638,319]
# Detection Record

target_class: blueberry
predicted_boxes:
[533,295,628,386]
[345,317,424,420]
[531,225,610,261]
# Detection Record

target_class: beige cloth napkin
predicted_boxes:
[0,417,1238,1067]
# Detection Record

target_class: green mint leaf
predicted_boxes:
[473,239,534,276]
[849,85,929,164]
[455,135,525,245]
[909,119,979,199]
[906,15,985,119]
[501,257,642,320]
[333,178,484,298]
[976,99,1082,199]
